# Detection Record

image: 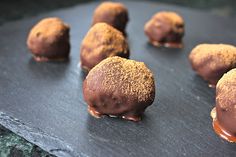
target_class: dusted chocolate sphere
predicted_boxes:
[83,56,155,121]
[92,2,129,34]
[27,17,70,61]
[189,44,236,87]
[211,69,236,142]
[144,11,184,48]
[80,23,129,71]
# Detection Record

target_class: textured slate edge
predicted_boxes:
[0,112,84,157]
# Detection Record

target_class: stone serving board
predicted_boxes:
[0,0,236,156]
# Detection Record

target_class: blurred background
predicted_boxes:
[0,0,236,25]
[0,0,235,156]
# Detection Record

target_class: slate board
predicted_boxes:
[1,0,236,157]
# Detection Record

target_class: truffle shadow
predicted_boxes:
[27,57,70,81]
[85,113,160,156]
[188,73,215,106]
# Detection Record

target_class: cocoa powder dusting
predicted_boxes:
[87,56,155,102]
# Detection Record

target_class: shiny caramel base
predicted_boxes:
[211,107,236,142]
[208,84,216,88]
[88,106,141,122]
[150,40,183,48]
[33,55,68,62]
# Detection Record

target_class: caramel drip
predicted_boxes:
[211,107,236,142]
[213,119,236,142]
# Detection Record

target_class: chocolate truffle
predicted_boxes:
[144,11,184,48]
[80,23,129,71]
[83,56,155,121]
[189,44,236,87]
[92,2,129,34]
[27,17,70,62]
[211,69,236,142]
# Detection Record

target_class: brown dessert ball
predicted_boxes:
[80,23,129,71]
[83,56,155,121]
[211,69,236,142]
[92,2,129,35]
[27,17,70,62]
[189,44,236,87]
[144,11,184,48]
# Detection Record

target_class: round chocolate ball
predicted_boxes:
[211,69,236,142]
[189,44,236,87]
[80,23,129,71]
[83,56,155,121]
[27,17,70,62]
[92,2,129,35]
[144,11,184,48]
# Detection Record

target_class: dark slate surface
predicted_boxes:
[1,0,236,156]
